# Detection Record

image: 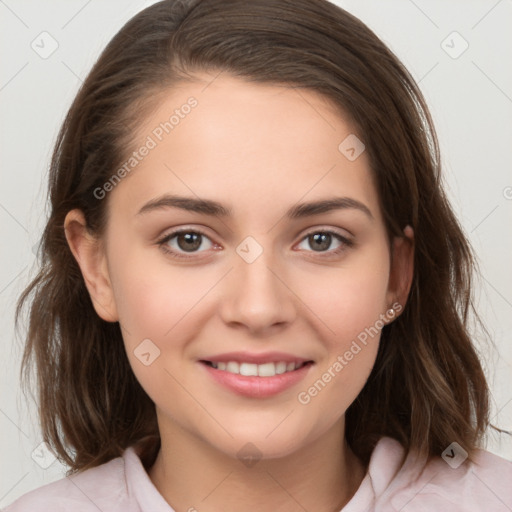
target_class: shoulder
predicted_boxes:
[372,437,512,511]
[2,450,137,512]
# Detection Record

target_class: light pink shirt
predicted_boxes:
[4,437,512,511]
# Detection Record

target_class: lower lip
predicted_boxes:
[200,362,313,398]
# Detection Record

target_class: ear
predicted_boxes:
[64,209,119,322]
[386,225,414,316]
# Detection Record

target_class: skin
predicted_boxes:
[65,72,414,512]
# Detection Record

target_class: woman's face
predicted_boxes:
[75,73,411,460]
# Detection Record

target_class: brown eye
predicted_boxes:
[297,231,349,252]
[295,229,354,257]
[175,232,203,252]
[157,229,215,259]
[307,233,333,252]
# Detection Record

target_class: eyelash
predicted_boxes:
[156,228,354,261]
[156,228,354,260]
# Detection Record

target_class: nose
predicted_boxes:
[218,243,297,335]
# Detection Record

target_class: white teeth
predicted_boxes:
[239,363,258,376]
[208,360,307,377]
[275,362,287,375]
[226,361,239,374]
[258,362,276,377]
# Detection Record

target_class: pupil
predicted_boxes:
[178,232,201,252]
[310,233,330,251]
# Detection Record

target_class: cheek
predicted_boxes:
[303,246,391,342]
[108,251,213,416]
[293,248,389,411]
[108,245,215,339]
[296,275,386,425]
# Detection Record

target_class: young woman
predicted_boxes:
[8,0,512,510]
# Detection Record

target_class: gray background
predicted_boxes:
[1,0,511,506]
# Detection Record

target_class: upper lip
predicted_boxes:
[200,351,314,365]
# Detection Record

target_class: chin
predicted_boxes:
[206,424,315,463]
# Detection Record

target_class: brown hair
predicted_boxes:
[16,0,496,475]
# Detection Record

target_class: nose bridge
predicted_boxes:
[220,234,296,331]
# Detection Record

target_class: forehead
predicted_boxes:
[108,73,381,227]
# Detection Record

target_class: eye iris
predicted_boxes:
[309,233,331,251]
[177,232,202,252]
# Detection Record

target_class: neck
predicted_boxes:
[148,417,366,512]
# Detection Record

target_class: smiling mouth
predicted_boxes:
[200,360,314,377]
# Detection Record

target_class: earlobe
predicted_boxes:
[387,225,414,316]
[64,209,119,322]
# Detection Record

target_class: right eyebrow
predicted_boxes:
[137,195,231,218]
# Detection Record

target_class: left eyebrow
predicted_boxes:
[287,197,373,220]
[136,194,373,220]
